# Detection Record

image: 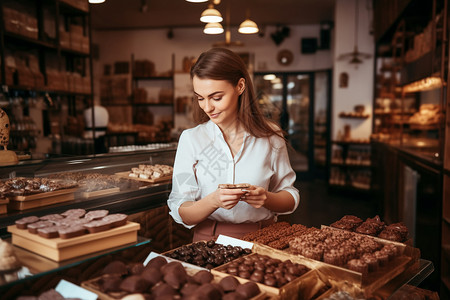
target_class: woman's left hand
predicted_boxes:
[241,186,267,208]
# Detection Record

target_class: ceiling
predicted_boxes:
[90,0,335,31]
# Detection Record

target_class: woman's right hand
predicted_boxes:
[214,188,246,210]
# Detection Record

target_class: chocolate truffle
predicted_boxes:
[222,292,246,300]
[128,263,145,275]
[102,260,128,276]
[180,282,200,296]
[193,270,213,284]
[145,256,167,270]
[151,282,177,298]
[141,267,162,286]
[120,275,150,293]
[100,274,122,292]
[235,282,260,298]
[219,276,240,292]
[164,268,188,289]
[197,283,222,299]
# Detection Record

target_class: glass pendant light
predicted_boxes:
[89,0,105,3]
[186,0,208,2]
[200,4,223,23]
[204,22,224,34]
[238,19,259,34]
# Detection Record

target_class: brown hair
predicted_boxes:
[190,47,283,139]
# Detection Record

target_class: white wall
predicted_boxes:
[92,24,333,97]
[332,0,374,140]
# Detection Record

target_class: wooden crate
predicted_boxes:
[253,231,420,298]
[7,221,140,261]
[82,263,269,300]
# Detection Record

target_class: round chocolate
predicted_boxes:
[236,282,260,298]
[193,270,213,284]
[145,256,167,270]
[219,276,240,292]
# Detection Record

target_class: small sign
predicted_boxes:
[55,279,97,300]
[216,234,254,249]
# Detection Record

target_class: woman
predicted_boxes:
[167,48,299,242]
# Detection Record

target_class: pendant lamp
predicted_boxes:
[204,22,224,34]
[200,4,223,23]
[238,19,259,34]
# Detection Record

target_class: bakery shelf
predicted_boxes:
[58,0,89,14]
[132,76,173,81]
[332,140,371,146]
[0,236,150,289]
[338,113,370,119]
[131,103,174,107]
[330,162,372,168]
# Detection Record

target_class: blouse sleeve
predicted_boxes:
[269,137,300,214]
[167,130,200,228]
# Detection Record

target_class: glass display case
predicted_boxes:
[372,0,447,164]
[0,145,177,233]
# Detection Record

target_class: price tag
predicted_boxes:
[216,234,253,249]
[55,279,97,300]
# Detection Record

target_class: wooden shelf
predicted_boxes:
[332,140,371,146]
[338,113,370,119]
[133,76,173,80]
[331,162,372,168]
[132,103,173,107]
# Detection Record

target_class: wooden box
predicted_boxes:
[82,261,268,300]
[212,251,327,300]
[255,225,421,298]
[7,221,140,262]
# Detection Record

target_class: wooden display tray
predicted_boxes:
[81,187,120,199]
[7,188,77,210]
[115,171,172,183]
[82,265,268,300]
[252,226,420,298]
[7,221,140,262]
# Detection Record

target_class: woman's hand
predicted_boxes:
[215,188,246,210]
[241,186,267,208]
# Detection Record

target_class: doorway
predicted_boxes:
[253,70,331,179]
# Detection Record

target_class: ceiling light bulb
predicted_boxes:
[186,0,208,2]
[200,5,223,23]
[89,0,105,3]
[238,19,259,34]
[204,22,224,34]
[263,74,276,80]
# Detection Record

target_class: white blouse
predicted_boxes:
[167,120,300,229]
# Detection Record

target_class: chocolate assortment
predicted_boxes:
[47,172,142,192]
[91,257,261,299]
[0,177,77,198]
[14,209,128,239]
[242,222,311,250]
[288,226,400,274]
[164,240,252,269]
[218,253,310,288]
[330,215,409,242]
